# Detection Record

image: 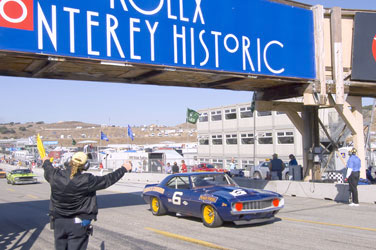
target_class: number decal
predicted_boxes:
[172,191,183,205]
[230,189,247,197]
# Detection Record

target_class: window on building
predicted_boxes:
[258,111,272,117]
[226,134,238,145]
[241,133,254,144]
[211,110,222,121]
[277,131,294,144]
[213,159,223,169]
[199,112,208,122]
[212,135,223,145]
[258,132,273,144]
[242,160,255,168]
[225,109,237,120]
[199,158,210,163]
[240,107,253,118]
[198,135,209,145]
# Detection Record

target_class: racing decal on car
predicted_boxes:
[199,194,218,203]
[230,189,247,197]
[221,203,228,207]
[172,191,183,205]
[143,186,165,194]
[182,201,188,206]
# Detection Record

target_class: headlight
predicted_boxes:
[33,178,38,181]
[15,177,19,180]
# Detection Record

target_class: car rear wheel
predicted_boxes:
[253,172,262,180]
[7,179,10,184]
[202,204,223,228]
[285,172,290,180]
[150,197,166,216]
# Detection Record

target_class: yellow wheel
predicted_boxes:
[202,205,223,227]
[150,197,166,216]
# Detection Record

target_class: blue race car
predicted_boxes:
[142,172,284,227]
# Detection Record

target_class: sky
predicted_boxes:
[1,0,375,126]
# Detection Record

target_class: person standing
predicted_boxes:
[43,152,131,250]
[172,162,179,174]
[269,153,285,180]
[99,162,104,176]
[181,160,187,173]
[288,154,298,166]
[346,148,361,206]
[165,162,171,174]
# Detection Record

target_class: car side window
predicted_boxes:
[166,177,177,189]
[176,176,190,189]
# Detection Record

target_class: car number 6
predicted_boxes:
[172,191,183,205]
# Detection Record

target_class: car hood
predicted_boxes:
[9,173,36,177]
[201,186,281,201]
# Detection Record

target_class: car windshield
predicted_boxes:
[191,174,237,188]
[12,169,31,174]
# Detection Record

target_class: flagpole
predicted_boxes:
[98,131,101,164]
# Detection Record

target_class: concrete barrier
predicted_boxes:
[234,177,376,204]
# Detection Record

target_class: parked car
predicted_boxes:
[0,168,6,178]
[6,169,38,185]
[191,163,227,173]
[251,161,289,180]
[142,172,284,227]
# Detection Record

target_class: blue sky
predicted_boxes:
[1,0,375,126]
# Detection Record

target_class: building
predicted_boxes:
[196,102,339,171]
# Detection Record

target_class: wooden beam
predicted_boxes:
[328,94,356,134]
[330,7,344,105]
[256,83,309,101]
[313,5,326,104]
[285,108,304,135]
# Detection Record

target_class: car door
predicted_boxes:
[163,176,192,213]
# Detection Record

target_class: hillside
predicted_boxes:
[0,121,197,146]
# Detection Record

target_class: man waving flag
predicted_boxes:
[127,125,134,141]
[100,131,109,141]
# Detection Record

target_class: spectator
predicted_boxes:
[165,163,171,174]
[288,154,298,166]
[172,162,179,174]
[181,160,187,173]
[268,153,285,180]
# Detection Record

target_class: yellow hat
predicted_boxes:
[72,152,88,166]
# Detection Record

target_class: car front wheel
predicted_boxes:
[285,172,290,180]
[253,172,262,180]
[150,197,166,216]
[202,204,223,228]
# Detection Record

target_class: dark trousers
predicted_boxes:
[348,171,360,204]
[54,218,89,250]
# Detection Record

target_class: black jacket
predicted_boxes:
[43,161,126,220]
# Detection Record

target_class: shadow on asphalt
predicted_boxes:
[0,192,145,250]
[148,211,282,228]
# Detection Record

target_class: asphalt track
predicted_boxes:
[0,171,375,250]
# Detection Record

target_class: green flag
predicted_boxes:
[250,92,256,113]
[72,138,77,145]
[187,108,200,124]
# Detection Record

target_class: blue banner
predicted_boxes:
[0,0,316,79]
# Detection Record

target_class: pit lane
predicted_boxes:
[0,168,375,250]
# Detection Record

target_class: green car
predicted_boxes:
[7,169,38,185]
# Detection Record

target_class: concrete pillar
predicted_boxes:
[302,106,320,181]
